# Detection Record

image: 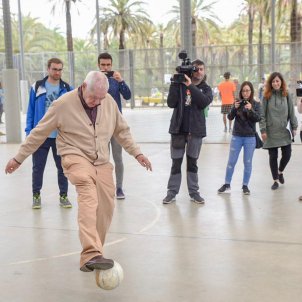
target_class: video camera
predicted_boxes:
[171,50,197,84]
[297,81,302,97]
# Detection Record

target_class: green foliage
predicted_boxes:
[0,14,67,53]
[92,0,153,49]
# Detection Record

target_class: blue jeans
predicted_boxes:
[32,138,68,195]
[225,135,256,186]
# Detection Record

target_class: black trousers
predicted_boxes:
[268,144,292,180]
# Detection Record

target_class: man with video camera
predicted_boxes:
[163,55,213,204]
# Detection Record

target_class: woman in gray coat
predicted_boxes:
[260,72,298,190]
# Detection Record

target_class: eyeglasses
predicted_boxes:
[51,68,63,72]
[193,67,203,72]
[242,89,251,93]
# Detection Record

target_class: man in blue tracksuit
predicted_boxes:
[25,57,73,209]
[97,52,131,200]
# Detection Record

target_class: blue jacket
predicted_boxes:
[107,78,131,113]
[25,76,72,136]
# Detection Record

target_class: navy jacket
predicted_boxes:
[107,78,131,113]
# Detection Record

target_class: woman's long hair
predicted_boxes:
[263,72,287,100]
[239,81,254,101]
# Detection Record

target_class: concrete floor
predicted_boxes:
[1,109,302,301]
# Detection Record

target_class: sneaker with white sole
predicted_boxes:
[116,188,125,199]
[162,194,176,204]
[60,194,72,208]
[32,193,41,209]
[218,184,231,194]
[190,193,205,204]
[242,185,250,195]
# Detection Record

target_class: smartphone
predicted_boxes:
[106,71,114,77]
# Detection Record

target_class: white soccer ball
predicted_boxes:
[95,261,124,290]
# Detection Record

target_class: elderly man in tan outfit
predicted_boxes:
[5,71,152,272]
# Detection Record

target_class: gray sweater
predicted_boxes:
[260,90,298,148]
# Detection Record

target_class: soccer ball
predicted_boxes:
[95,261,124,290]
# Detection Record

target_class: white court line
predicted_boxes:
[7,199,162,266]
[7,238,127,266]
[138,200,161,233]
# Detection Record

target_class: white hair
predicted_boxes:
[84,71,109,92]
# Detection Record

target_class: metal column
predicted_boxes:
[180,0,192,58]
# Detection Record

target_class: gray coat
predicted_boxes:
[260,90,298,148]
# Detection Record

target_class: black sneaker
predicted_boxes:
[278,173,284,184]
[218,184,231,194]
[163,194,176,204]
[190,193,205,204]
[271,182,279,190]
[242,185,250,195]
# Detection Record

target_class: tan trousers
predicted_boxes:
[61,155,115,268]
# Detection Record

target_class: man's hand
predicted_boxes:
[183,74,192,87]
[5,158,21,174]
[112,71,123,82]
[136,154,152,171]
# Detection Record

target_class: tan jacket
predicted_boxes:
[15,89,141,165]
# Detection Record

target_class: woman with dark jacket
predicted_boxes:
[259,72,298,190]
[218,81,261,195]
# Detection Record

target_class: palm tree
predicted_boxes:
[289,0,302,91]
[2,0,14,68]
[11,15,66,52]
[243,0,277,79]
[49,0,82,85]
[49,0,81,51]
[90,13,113,50]
[251,0,270,79]
[97,0,152,50]
[246,1,255,70]
[166,0,221,51]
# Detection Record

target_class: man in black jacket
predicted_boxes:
[163,59,213,204]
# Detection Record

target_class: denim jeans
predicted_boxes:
[225,135,256,186]
[32,138,68,195]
